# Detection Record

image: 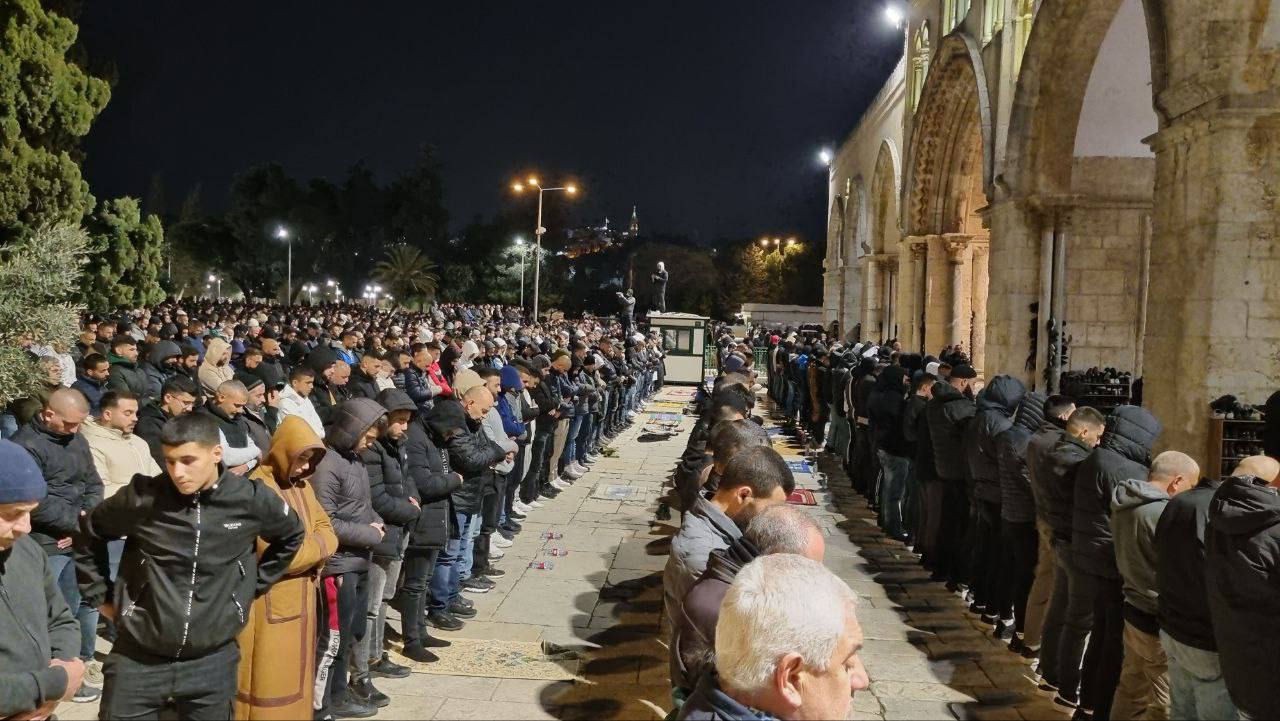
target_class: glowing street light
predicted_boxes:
[510,174,579,319]
[274,225,293,303]
[818,148,833,166]
[760,239,770,247]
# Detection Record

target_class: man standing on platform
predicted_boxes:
[651,262,669,313]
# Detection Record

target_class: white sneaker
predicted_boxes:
[494,535,514,548]
[563,465,584,480]
[626,411,637,420]
[574,462,591,475]
[490,547,506,559]
[584,454,600,464]
[85,660,104,687]
[513,500,533,515]
[529,499,545,508]
[551,479,570,490]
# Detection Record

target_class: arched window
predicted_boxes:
[1014,0,1036,70]
[943,0,971,33]
[983,0,1005,44]
[909,23,931,112]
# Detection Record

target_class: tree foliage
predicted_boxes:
[0,225,86,404]
[0,0,110,243]
[374,245,439,308]
[79,197,165,311]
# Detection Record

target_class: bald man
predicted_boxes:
[1203,455,1280,720]
[1109,451,1198,720]
[11,388,106,700]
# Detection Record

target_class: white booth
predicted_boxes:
[647,312,709,385]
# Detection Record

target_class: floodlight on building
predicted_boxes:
[818,148,833,166]
[885,4,905,28]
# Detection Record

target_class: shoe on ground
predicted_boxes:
[507,509,527,521]
[563,465,584,480]
[490,547,506,560]
[528,499,545,508]
[85,659,104,686]
[512,500,533,515]
[447,600,478,618]
[1008,634,1025,654]
[539,486,562,499]
[426,610,465,631]
[330,697,378,719]
[572,462,589,475]
[501,520,522,533]
[480,566,507,578]
[1021,644,1039,660]
[1036,680,1059,697]
[494,534,514,548]
[462,576,495,593]
[348,677,390,708]
[400,643,440,663]
[1052,693,1078,710]
[583,455,599,464]
[72,684,102,703]
[551,479,571,490]
[1071,710,1094,721]
[369,653,412,679]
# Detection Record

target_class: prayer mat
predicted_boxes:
[646,400,686,409]
[765,427,784,436]
[786,460,814,475]
[645,412,682,421]
[391,638,580,680]
[787,489,818,506]
[665,388,699,399]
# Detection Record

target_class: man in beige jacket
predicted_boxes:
[83,390,161,500]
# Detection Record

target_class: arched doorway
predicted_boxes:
[824,196,846,330]
[904,33,993,370]
[867,142,902,344]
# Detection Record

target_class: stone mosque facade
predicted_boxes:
[823,0,1279,463]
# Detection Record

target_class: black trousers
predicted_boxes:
[400,548,439,646]
[522,433,552,503]
[316,570,369,714]
[970,499,1005,615]
[1057,562,1125,716]
[1003,519,1039,634]
[100,638,239,720]
[920,476,945,564]
[937,478,970,586]
[474,485,501,573]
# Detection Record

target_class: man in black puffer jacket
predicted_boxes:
[350,390,422,703]
[995,390,1044,651]
[1024,394,1076,657]
[313,398,387,719]
[422,392,504,629]
[1205,459,1280,721]
[1155,473,1234,721]
[400,403,463,653]
[869,366,911,540]
[1059,405,1160,719]
[924,365,977,588]
[963,375,1026,626]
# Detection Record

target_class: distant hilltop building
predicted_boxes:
[563,207,639,258]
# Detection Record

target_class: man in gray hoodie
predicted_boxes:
[1109,451,1199,721]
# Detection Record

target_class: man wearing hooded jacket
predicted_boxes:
[1205,456,1280,721]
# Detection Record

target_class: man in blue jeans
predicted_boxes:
[10,389,104,702]
[868,367,912,540]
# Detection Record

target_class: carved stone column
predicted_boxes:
[970,241,989,374]
[944,235,972,349]
[911,241,928,351]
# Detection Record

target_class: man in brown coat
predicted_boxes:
[236,417,337,720]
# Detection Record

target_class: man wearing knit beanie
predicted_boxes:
[0,439,87,717]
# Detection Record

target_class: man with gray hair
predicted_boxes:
[1109,450,1199,720]
[672,505,825,693]
[678,554,869,720]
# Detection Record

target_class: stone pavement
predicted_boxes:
[60,387,1068,720]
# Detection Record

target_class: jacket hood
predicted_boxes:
[876,366,908,393]
[500,364,524,392]
[307,347,339,374]
[376,388,417,415]
[324,398,386,455]
[1014,392,1047,434]
[978,375,1026,417]
[202,337,231,366]
[931,379,963,403]
[424,397,468,440]
[1209,476,1280,537]
[262,416,326,486]
[702,536,760,585]
[1112,477,1169,513]
[1100,405,1162,464]
[147,340,182,367]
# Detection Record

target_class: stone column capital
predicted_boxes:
[942,234,971,263]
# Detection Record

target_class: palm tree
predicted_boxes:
[374,245,440,308]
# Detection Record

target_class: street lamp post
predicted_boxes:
[514,237,527,309]
[276,227,291,304]
[208,273,221,300]
[512,177,577,321]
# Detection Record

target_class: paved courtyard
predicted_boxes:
[62,386,1068,720]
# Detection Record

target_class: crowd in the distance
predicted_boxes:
[758,326,1280,721]
[0,299,667,720]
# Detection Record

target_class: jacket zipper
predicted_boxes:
[175,498,202,658]
[231,559,246,624]
[121,557,146,618]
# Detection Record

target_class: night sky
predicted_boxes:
[78,2,902,245]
